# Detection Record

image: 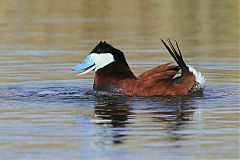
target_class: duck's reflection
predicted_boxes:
[92,95,132,146]
[93,95,132,127]
[91,94,198,147]
[141,98,196,143]
[144,99,195,122]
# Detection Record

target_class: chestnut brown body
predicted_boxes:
[94,62,195,96]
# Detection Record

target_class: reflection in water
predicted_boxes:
[0,82,239,159]
[156,99,196,143]
[136,97,197,144]
[93,95,132,128]
[91,94,197,146]
[92,95,132,146]
[142,97,196,123]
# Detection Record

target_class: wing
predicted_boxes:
[138,63,180,79]
[138,63,180,88]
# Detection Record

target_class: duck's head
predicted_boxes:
[72,41,129,75]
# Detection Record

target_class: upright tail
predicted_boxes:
[161,38,188,73]
[161,38,206,92]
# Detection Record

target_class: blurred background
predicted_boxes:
[0,0,239,82]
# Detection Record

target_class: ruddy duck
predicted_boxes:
[72,39,206,96]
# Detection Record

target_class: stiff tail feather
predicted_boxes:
[161,38,206,92]
[161,38,188,72]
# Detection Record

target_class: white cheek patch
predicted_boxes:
[90,53,114,71]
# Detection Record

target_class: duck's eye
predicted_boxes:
[97,49,102,53]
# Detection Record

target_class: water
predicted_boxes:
[0,0,239,160]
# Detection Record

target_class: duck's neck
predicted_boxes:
[93,62,136,91]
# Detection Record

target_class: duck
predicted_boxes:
[72,39,206,96]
